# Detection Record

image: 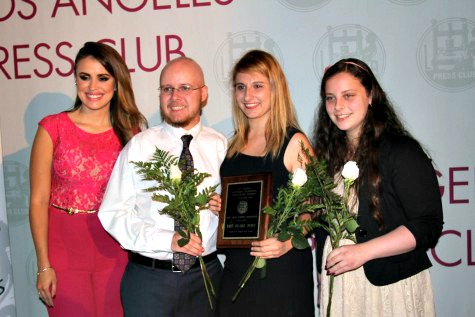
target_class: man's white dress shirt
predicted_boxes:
[98,120,227,260]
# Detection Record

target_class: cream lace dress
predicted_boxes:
[319,177,436,317]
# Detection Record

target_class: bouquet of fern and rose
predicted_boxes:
[131,148,218,310]
[231,165,322,301]
[305,154,360,317]
[231,145,360,317]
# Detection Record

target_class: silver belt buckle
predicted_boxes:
[171,260,181,273]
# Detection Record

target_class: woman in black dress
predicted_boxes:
[216,50,315,317]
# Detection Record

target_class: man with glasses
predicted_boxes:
[98,57,227,316]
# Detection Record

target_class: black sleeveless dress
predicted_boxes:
[216,129,314,317]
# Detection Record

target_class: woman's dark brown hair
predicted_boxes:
[312,58,414,229]
[72,41,147,145]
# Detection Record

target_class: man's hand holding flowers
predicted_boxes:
[207,193,222,216]
[171,230,204,257]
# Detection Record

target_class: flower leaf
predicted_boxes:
[277,231,291,242]
[192,213,200,226]
[195,193,208,205]
[345,218,359,233]
[177,228,188,239]
[263,206,277,216]
[177,237,189,248]
[291,233,309,250]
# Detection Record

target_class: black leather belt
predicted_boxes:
[129,251,217,272]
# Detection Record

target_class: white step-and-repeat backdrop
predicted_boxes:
[1,1,474,316]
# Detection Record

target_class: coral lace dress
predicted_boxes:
[40,112,127,317]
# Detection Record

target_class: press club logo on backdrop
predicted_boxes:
[417,18,475,92]
[4,161,30,226]
[278,0,330,12]
[214,31,284,94]
[313,24,386,79]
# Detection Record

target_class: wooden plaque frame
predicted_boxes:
[217,173,272,248]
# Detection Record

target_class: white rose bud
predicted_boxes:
[342,161,359,181]
[170,164,182,181]
[291,168,307,187]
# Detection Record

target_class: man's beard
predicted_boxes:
[160,106,194,128]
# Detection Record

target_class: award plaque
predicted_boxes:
[217,173,272,248]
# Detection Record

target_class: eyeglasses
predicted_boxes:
[158,84,205,96]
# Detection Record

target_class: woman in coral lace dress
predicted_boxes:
[29,42,147,316]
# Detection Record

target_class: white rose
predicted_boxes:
[291,168,307,187]
[170,164,182,181]
[341,161,359,181]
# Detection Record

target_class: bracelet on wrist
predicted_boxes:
[37,266,53,275]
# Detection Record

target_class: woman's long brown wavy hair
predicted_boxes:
[72,42,147,146]
[312,58,415,229]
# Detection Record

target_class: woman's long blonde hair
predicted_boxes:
[227,50,300,158]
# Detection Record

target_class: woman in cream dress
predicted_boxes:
[313,58,443,317]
